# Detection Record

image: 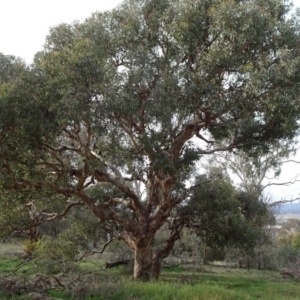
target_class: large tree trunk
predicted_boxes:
[133,237,154,281]
[123,224,183,281]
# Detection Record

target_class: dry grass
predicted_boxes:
[0,240,24,257]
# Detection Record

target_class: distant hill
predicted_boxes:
[276,202,300,215]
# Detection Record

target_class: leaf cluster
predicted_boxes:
[179,173,270,252]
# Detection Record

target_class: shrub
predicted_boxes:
[34,237,78,274]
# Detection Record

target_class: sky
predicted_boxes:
[0,0,124,63]
[0,0,300,202]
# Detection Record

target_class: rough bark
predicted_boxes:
[152,225,183,279]
[133,237,154,281]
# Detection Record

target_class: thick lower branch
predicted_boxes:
[152,224,184,279]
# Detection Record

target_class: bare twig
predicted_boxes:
[269,197,300,207]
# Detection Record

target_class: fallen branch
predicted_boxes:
[14,255,33,273]
[52,276,66,289]
[280,268,300,280]
[105,260,132,269]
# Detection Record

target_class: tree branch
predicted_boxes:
[90,150,124,180]
[262,179,300,191]
[269,197,300,207]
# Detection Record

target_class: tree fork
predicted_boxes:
[152,224,184,279]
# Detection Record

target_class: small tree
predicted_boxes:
[1,0,300,280]
[175,171,269,264]
[206,149,288,269]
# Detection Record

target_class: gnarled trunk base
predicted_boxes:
[133,238,153,281]
[132,226,183,280]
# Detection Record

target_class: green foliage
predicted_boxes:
[86,182,125,205]
[291,233,300,249]
[272,243,300,269]
[0,198,30,239]
[23,239,38,255]
[34,237,79,274]
[57,213,106,251]
[1,0,300,179]
[277,219,300,248]
[181,173,268,253]
[1,0,300,280]
[0,189,69,240]
[32,206,112,274]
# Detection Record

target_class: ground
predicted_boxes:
[1,240,300,299]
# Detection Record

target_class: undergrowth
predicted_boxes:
[0,255,299,300]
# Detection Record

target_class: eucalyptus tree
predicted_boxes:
[213,144,298,200]
[1,0,300,280]
[177,173,266,255]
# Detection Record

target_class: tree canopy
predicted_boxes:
[1,0,300,280]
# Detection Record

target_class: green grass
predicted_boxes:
[0,257,23,272]
[0,250,300,300]
[1,269,299,300]
[77,260,105,270]
[106,277,300,300]
[47,290,71,299]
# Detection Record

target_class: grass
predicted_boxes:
[0,244,300,300]
[1,266,300,300]
[77,260,105,270]
[0,257,22,272]
[75,275,300,300]
[101,271,300,300]
[0,256,35,275]
[49,266,300,300]
[0,240,24,256]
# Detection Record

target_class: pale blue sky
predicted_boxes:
[0,0,123,62]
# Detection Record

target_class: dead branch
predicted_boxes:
[281,159,300,164]
[105,259,132,269]
[14,255,33,273]
[268,197,300,207]
[52,276,66,289]
[280,268,300,280]
[262,179,300,191]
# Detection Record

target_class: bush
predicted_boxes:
[34,237,79,274]
[23,239,38,256]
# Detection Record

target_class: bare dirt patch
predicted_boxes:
[0,241,24,258]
